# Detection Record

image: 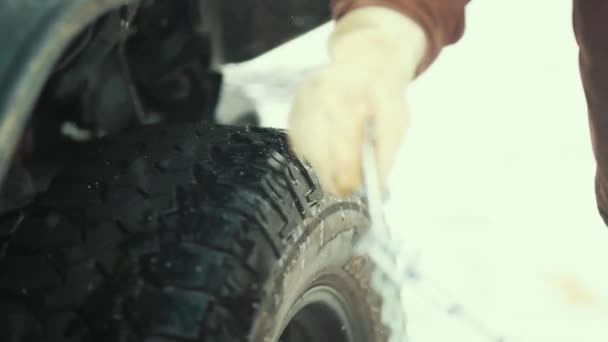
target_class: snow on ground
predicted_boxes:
[220,0,608,341]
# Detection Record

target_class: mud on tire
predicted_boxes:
[0,123,387,342]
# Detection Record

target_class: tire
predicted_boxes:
[0,123,387,342]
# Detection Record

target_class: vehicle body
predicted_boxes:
[0,2,388,341]
[0,0,329,212]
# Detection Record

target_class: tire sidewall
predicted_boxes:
[250,199,383,341]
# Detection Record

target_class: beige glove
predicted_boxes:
[288,6,427,196]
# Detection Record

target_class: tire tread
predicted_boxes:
[0,124,321,342]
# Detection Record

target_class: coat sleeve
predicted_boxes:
[330,0,470,75]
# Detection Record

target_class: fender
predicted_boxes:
[219,1,330,63]
[0,0,140,184]
[0,0,329,185]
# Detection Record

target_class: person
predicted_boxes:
[288,0,608,225]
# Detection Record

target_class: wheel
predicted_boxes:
[0,123,388,342]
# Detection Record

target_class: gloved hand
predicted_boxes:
[288,6,428,196]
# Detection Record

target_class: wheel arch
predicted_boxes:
[0,0,139,185]
[0,0,331,187]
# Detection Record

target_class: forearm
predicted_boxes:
[330,0,470,75]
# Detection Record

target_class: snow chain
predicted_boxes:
[358,126,514,342]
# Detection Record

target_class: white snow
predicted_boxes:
[219,0,608,341]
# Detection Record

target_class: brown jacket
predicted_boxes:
[331,0,470,75]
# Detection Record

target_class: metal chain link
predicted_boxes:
[357,127,409,342]
[358,126,512,342]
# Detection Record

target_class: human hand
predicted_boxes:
[288,7,427,196]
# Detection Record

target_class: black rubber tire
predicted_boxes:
[0,123,387,342]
